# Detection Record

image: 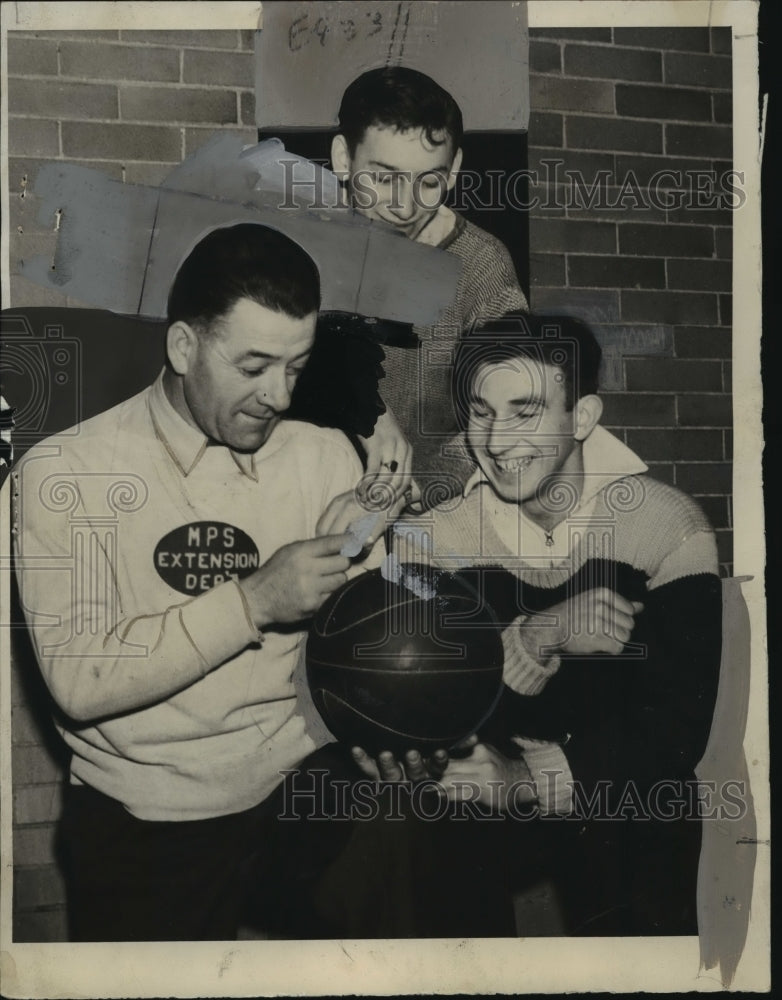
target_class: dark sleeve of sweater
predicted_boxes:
[482,572,723,802]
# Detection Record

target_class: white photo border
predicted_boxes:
[0,1,768,995]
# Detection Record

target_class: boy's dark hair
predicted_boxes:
[452,313,603,427]
[337,67,464,156]
[167,223,321,330]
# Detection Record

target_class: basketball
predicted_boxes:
[306,564,505,756]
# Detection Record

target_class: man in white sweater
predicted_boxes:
[13,223,384,940]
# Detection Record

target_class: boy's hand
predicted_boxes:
[520,587,644,658]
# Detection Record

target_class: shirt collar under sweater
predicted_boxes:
[148,370,258,480]
[461,425,648,564]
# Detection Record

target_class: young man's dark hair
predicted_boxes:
[452,312,602,428]
[336,66,464,156]
[167,222,321,330]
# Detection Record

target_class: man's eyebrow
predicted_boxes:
[236,348,311,362]
[235,350,274,362]
[469,393,545,407]
[507,396,545,407]
[367,159,450,174]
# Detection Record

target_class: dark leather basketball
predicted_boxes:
[306,564,504,756]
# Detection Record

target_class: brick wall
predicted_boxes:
[7,29,257,311]
[527,26,733,575]
[6,26,734,941]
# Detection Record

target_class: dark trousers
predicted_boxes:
[553,814,702,935]
[303,800,702,939]
[59,745,357,942]
[61,782,267,941]
[60,749,702,941]
[308,801,527,938]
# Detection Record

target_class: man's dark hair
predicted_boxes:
[453,313,603,427]
[167,223,320,330]
[337,67,464,157]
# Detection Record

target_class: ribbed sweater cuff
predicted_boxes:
[501,617,562,695]
[511,737,573,815]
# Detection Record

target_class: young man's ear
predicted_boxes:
[330,134,351,181]
[445,147,463,192]
[574,394,603,442]
[166,321,197,376]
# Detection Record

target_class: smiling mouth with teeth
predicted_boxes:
[494,455,535,472]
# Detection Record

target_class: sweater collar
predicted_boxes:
[463,424,648,505]
[148,371,257,480]
[416,205,460,247]
[576,424,648,504]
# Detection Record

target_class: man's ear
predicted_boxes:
[574,394,603,442]
[445,147,463,192]
[331,134,351,181]
[166,321,197,376]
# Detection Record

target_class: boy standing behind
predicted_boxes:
[331,67,528,503]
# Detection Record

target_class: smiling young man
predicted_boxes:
[330,67,529,504]
[379,312,724,935]
[13,223,384,941]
